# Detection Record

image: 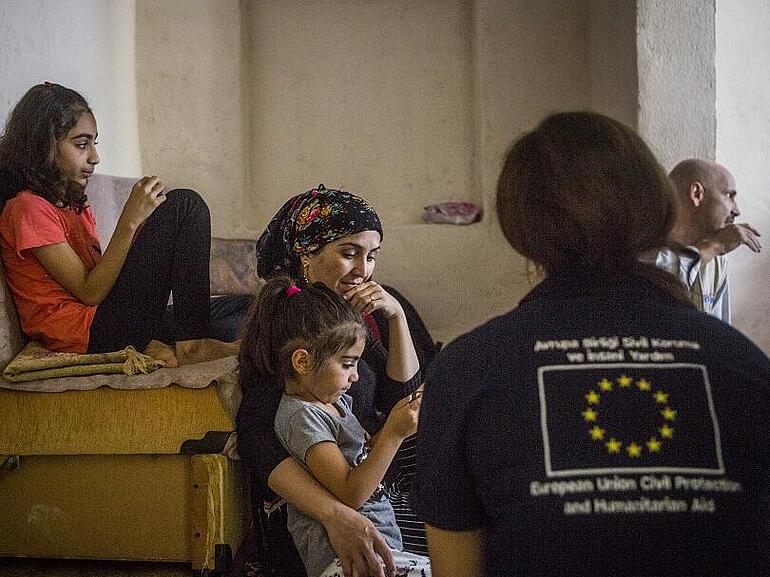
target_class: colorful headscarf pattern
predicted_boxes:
[255,184,383,279]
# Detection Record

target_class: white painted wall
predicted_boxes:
[716,0,770,352]
[0,0,141,178]
[135,0,248,235]
[243,0,479,228]
[636,0,716,169]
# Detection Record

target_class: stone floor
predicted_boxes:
[0,559,192,577]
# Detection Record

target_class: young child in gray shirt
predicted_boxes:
[242,276,430,577]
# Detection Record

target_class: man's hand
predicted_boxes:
[717,223,762,253]
[323,505,396,577]
[697,223,762,262]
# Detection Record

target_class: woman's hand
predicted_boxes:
[118,175,166,230]
[344,281,404,320]
[345,281,420,383]
[323,506,397,577]
[270,458,396,576]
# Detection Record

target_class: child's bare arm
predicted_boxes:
[306,438,400,510]
[33,176,165,306]
[306,393,421,510]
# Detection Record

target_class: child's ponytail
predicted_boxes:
[238,275,365,395]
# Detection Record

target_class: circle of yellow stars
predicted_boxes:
[581,374,677,458]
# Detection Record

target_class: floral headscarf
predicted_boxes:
[256,184,383,279]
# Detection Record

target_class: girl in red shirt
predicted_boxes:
[0,83,237,359]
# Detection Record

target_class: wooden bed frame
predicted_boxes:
[0,361,251,575]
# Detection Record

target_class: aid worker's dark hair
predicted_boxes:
[496,111,690,303]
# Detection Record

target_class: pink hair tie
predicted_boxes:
[286,285,302,297]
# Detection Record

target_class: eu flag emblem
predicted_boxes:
[538,363,723,477]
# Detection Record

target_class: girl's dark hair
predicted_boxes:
[496,111,689,303]
[238,276,366,396]
[0,83,92,212]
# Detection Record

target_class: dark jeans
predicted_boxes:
[87,189,215,353]
[208,294,253,342]
[157,294,252,345]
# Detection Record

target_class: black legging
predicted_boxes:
[87,189,222,353]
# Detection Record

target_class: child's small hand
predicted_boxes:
[383,388,422,440]
[121,175,166,229]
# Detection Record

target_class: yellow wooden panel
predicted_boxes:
[190,454,251,569]
[0,454,249,570]
[0,455,191,561]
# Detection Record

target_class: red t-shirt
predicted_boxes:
[0,191,102,353]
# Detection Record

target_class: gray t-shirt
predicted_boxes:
[275,393,403,577]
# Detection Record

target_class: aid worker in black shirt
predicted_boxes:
[414,111,770,577]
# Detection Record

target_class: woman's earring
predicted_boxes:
[301,259,310,283]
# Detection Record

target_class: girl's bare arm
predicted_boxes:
[33,176,165,306]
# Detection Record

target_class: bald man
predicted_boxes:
[651,159,762,323]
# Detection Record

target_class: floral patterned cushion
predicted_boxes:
[210,238,262,296]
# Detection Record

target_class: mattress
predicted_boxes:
[0,383,234,455]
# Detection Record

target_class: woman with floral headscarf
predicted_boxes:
[238,185,437,577]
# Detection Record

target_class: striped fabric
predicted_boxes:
[386,434,428,555]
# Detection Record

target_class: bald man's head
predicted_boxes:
[668,159,739,243]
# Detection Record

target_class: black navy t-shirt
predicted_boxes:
[414,272,770,576]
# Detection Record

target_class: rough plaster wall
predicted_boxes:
[135,0,250,236]
[135,0,592,343]
[716,0,770,353]
[243,0,591,343]
[589,0,637,128]
[243,0,478,227]
[381,0,592,342]
[636,0,716,170]
[0,0,141,178]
